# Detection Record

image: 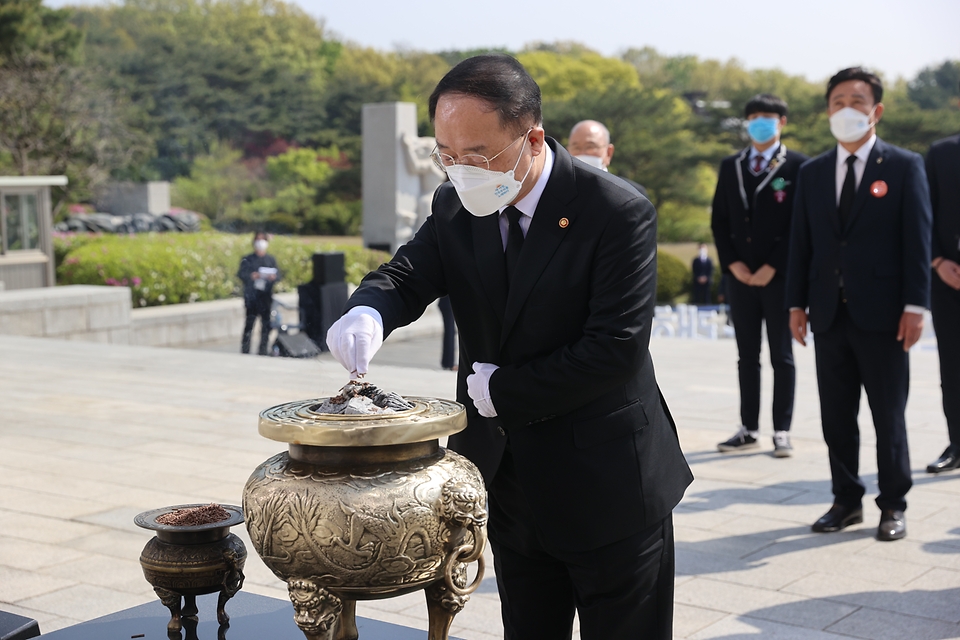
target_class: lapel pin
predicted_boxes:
[876,157,883,164]
[559,217,569,228]
[870,180,888,198]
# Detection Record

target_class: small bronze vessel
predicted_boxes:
[135,504,247,634]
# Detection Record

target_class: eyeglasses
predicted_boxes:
[431,128,532,172]
[567,142,604,154]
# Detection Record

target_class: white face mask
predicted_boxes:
[573,154,606,170]
[699,248,708,260]
[254,239,268,252]
[445,136,532,217]
[829,106,875,143]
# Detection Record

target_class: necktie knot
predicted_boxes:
[752,155,764,173]
[845,155,857,168]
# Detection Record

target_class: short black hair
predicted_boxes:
[826,67,883,104]
[428,54,542,135]
[744,94,788,118]
[252,231,267,244]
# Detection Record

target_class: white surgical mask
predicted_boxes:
[254,239,268,252]
[446,136,532,217]
[829,107,875,143]
[573,154,606,170]
[699,248,708,260]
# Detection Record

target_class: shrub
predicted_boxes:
[55,232,389,307]
[52,231,104,269]
[656,250,690,303]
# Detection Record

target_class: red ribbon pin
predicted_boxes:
[870,180,888,198]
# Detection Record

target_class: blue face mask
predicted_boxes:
[746,117,779,144]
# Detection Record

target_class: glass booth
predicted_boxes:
[0,176,67,290]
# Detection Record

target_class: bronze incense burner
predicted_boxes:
[135,504,246,635]
[243,396,487,640]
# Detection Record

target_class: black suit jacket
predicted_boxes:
[346,138,693,551]
[785,138,932,333]
[692,256,713,281]
[618,175,649,199]
[927,133,960,263]
[711,144,808,273]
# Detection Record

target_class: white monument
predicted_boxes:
[361,102,444,255]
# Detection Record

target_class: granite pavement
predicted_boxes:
[1,323,959,639]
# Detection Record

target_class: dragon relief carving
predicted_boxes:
[244,452,486,589]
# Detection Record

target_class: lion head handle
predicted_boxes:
[287,578,342,637]
[440,479,488,528]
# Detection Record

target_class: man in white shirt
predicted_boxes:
[785,67,932,542]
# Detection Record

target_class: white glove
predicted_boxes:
[467,362,499,418]
[325,306,384,377]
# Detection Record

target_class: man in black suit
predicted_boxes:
[566,119,648,197]
[925,84,960,474]
[691,243,714,305]
[712,94,808,457]
[326,55,692,640]
[786,67,932,541]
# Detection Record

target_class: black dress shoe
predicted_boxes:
[878,509,906,541]
[926,446,960,474]
[811,504,863,533]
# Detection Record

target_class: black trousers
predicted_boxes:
[931,274,960,448]
[813,302,912,512]
[692,282,711,304]
[242,295,272,355]
[438,295,457,369]
[727,276,796,432]
[488,447,675,640]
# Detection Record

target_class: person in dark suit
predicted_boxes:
[566,119,648,197]
[691,243,714,305]
[237,231,280,355]
[786,67,932,541]
[925,86,960,474]
[712,94,808,456]
[326,55,692,640]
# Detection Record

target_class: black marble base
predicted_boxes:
[38,591,461,640]
[0,610,40,640]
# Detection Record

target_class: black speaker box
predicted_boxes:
[0,610,40,640]
[298,282,348,350]
[275,332,322,358]
[312,252,345,285]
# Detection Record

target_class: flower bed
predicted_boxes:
[55,232,389,307]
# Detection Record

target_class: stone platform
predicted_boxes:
[0,332,958,639]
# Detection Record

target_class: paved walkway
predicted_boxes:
[1,329,959,639]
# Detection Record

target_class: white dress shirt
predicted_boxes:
[497,144,554,249]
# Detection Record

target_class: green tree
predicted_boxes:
[74,0,340,178]
[171,141,265,222]
[547,84,725,207]
[0,0,151,212]
[907,60,960,110]
[519,45,640,102]
[0,0,82,65]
